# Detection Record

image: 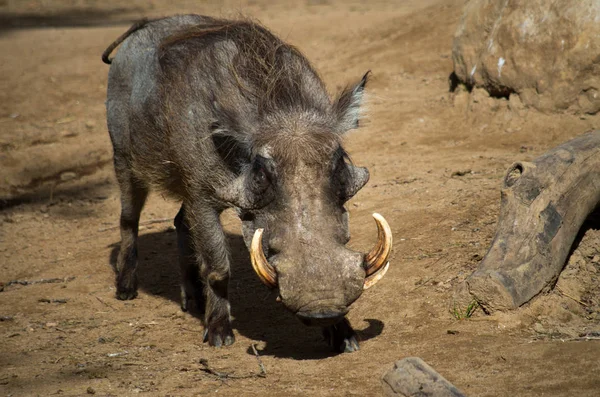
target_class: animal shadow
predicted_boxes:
[108,225,384,359]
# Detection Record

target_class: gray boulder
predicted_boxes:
[382,357,466,397]
[452,0,600,114]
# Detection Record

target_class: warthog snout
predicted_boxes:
[249,213,392,325]
[296,308,349,327]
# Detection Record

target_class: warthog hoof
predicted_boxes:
[116,272,138,300]
[203,320,235,347]
[322,318,359,353]
[116,288,138,300]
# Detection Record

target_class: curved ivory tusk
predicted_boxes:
[363,262,389,290]
[250,228,277,288]
[364,213,393,277]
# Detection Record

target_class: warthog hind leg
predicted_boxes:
[174,205,206,313]
[114,163,149,301]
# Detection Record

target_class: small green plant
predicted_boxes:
[450,300,480,320]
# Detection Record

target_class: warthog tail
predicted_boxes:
[102,17,156,64]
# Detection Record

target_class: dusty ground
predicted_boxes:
[1,1,600,396]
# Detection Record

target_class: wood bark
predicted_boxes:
[466,130,600,312]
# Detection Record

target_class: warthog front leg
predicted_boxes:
[114,164,149,300]
[322,317,359,353]
[183,203,235,347]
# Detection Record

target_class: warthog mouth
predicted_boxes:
[249,213,392,291]
[296,307,349,327]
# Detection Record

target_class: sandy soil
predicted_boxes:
[1,1,599,396]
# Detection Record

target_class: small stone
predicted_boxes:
[60,130,78,138]
[85,120,96,129]
[60,172,77,181]
[586,263,597,273]
[451,169,472,177]
[87,386,96,394]
[452,88,470,108]
[508,94,525,114]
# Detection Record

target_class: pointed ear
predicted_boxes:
[334,71,370,133]
[345,165,370,199]
[337,164,369,202]
[210,97,253,172]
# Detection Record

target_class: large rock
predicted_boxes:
[452,0,600,114]
[382,357,466,397]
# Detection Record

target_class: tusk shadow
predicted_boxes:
[107,219,385,360]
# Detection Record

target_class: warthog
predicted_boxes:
[102,15,392,352]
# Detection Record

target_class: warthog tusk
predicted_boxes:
[363,213,392,288]
[250,228,277,288]
[364,262,390,290]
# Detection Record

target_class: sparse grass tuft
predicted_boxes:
[450,300,480,320]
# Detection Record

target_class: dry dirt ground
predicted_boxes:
[1,1,600,396]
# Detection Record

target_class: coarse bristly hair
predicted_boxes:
[155,16,370,177]
[158,17,332,119]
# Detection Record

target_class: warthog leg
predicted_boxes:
[184,203,235,347]
[174,205,206,313]
[114,161,149,301]
[322,318,359,353]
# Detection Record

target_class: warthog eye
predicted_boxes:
[250,155,272,193]
[243,155,276,208]
[253,166,268,189]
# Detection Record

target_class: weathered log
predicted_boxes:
[381,357,466,397]
[466,130,600,312]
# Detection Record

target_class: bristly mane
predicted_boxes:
[157,17,331,118]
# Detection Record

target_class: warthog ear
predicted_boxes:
[215,175,251,208]
[345,165,370,200]
[336,164,369,202]
[333,148,370,201]
[210,97,253,173]
[334,71,370,133]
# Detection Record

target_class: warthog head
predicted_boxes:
[217,73,392,327]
